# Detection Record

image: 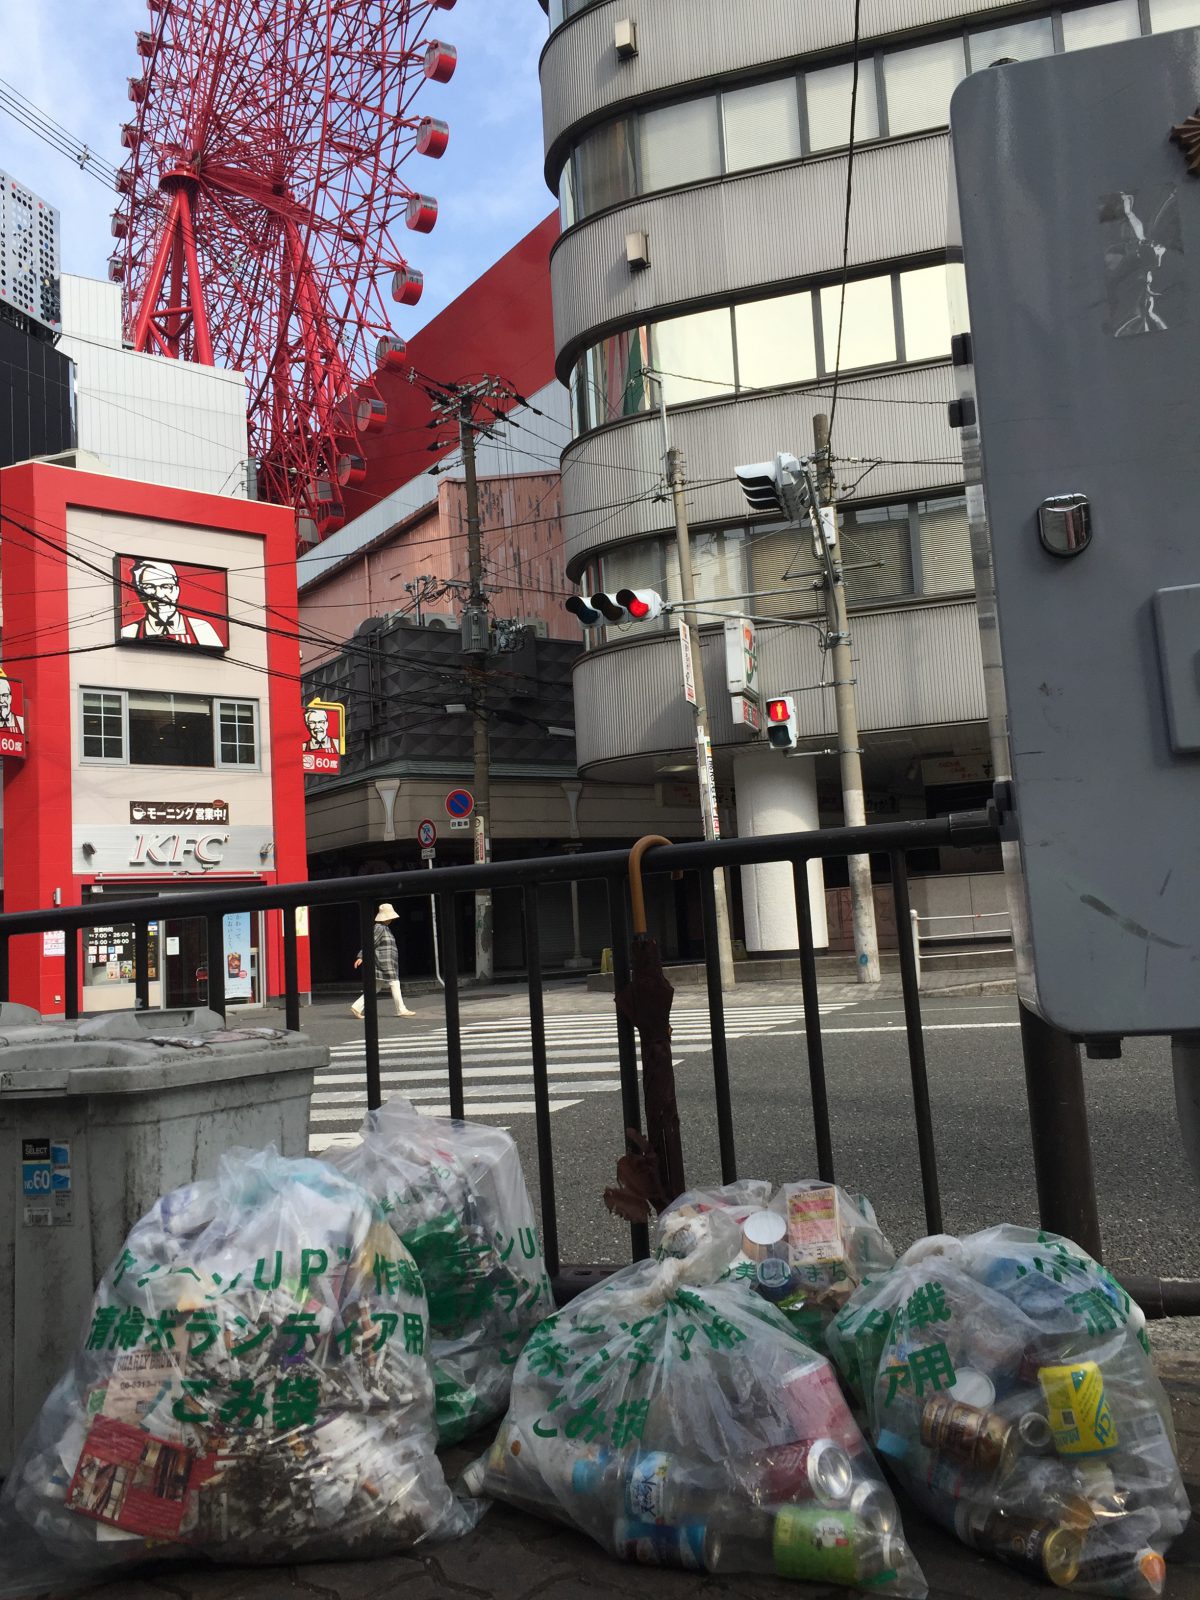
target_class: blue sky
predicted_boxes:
[0,0,554,332]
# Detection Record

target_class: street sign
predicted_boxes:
[449,817,471,831]
[474,815,488,865]
[678,621,696,705]
[723,616,759,699]
[445,788,474,819]
[420,845,436,861]
[695,732,721,838]
[417,818,437,847]
[732,693,762,732]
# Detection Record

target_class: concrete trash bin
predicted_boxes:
[0,1002,326,1473]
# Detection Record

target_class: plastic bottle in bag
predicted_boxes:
[572,1450,730,1523]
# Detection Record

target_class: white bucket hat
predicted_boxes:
[375,903,400,923]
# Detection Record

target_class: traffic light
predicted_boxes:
[735,453,808,522]
[615,587,664,621]
[765,695,797,750]
[565,589,664,628]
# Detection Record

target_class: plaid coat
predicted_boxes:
[358,921,400,983]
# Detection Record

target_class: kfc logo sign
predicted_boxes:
[302,697,346,775]
[129,833,228,868]
[114,555,230,653]
[0,671,26,760]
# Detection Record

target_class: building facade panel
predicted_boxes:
[550,136,951,366]
[0,463,310,1015]
[540,0,1034,157]
[561,365,961,574]
[573,602,986,770]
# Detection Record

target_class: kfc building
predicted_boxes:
[0,461,311,1014]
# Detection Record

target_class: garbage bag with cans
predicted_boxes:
[658,1178,895,1355]
[327,1095,552,1442]
[0,1147,470,1597]
[466,1214,928,1595]
[828,1224,1191,1597]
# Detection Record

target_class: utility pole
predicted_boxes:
[665,440,737,990]
[458,397,493,982]
[809,414,880,984]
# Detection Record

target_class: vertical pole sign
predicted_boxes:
[724,616,761,732]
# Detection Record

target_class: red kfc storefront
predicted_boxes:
[0,462,312,1015]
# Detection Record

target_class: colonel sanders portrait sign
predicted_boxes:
[0,672,26,759]
[114,556,230,652]
[302,698,346,775]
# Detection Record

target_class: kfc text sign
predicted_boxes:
[130,833,228,867]
[0,672,26,759]
[114,555,230,652]
[302,698,346,775]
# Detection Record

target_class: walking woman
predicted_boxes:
[351,903,415,1018]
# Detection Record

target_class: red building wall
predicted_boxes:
[345,212,560,523]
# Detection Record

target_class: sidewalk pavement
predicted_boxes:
[90,1328,1200,1600]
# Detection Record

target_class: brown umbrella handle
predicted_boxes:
[628,834,673,937]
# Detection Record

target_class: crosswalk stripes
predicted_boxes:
[308,1001,849,1152]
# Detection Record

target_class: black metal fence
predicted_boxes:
[1,807,1194,1313]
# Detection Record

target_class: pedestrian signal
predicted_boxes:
[765,695,798,750]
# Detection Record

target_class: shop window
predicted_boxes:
[80,688,260,767]
[639,96,722,193]
[883,36,966,136]
[575,118,636,216]
[653,308,735,405]
[1061,0,1141,49]
[558,158,576,228]
[1148,0,1200,29]
[723,77,802,173]
[664,527,746,617]
[217,699,259,767]
[588,326,652,425]
[82,689,124,761]
[968,16,1055,69]
[129,692,212,767]
[917,497,973,594]
[899,266,953,360]
[805,59,880,153]
[819,276,896,372]
[734,293,817,390]
[841,504,915,602]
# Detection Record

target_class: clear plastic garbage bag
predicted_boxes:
[467,1223,927,1595]
[657,1179,894,1357]
[827,1224,1191,1597]
[0,1147,471,1598]
[328,1096,552,1442]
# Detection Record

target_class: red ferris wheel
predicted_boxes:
[111,0,457,546]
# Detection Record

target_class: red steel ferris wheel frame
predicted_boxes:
[115,0,456,547]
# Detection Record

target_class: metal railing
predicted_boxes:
[909,906,1013,991]
[0,806,1194,1314]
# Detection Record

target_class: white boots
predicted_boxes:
[352,981,415,1019]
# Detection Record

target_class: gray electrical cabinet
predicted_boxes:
[951,28,1200,1038]
[0,1005,324,1472]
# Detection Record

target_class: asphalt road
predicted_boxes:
[305,988,1199,1285]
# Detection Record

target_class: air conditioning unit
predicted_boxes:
[521,617,549,638]
[422,612,459,630]
[614,18,638,58]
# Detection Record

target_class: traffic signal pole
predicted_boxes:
[666,443,737,991]
[810,415,880,984]
[458,401,493,983]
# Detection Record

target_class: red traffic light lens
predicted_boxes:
[626,597,651,619]
[767,698,790,722]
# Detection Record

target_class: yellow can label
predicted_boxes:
[1038,1362,1118,1455]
